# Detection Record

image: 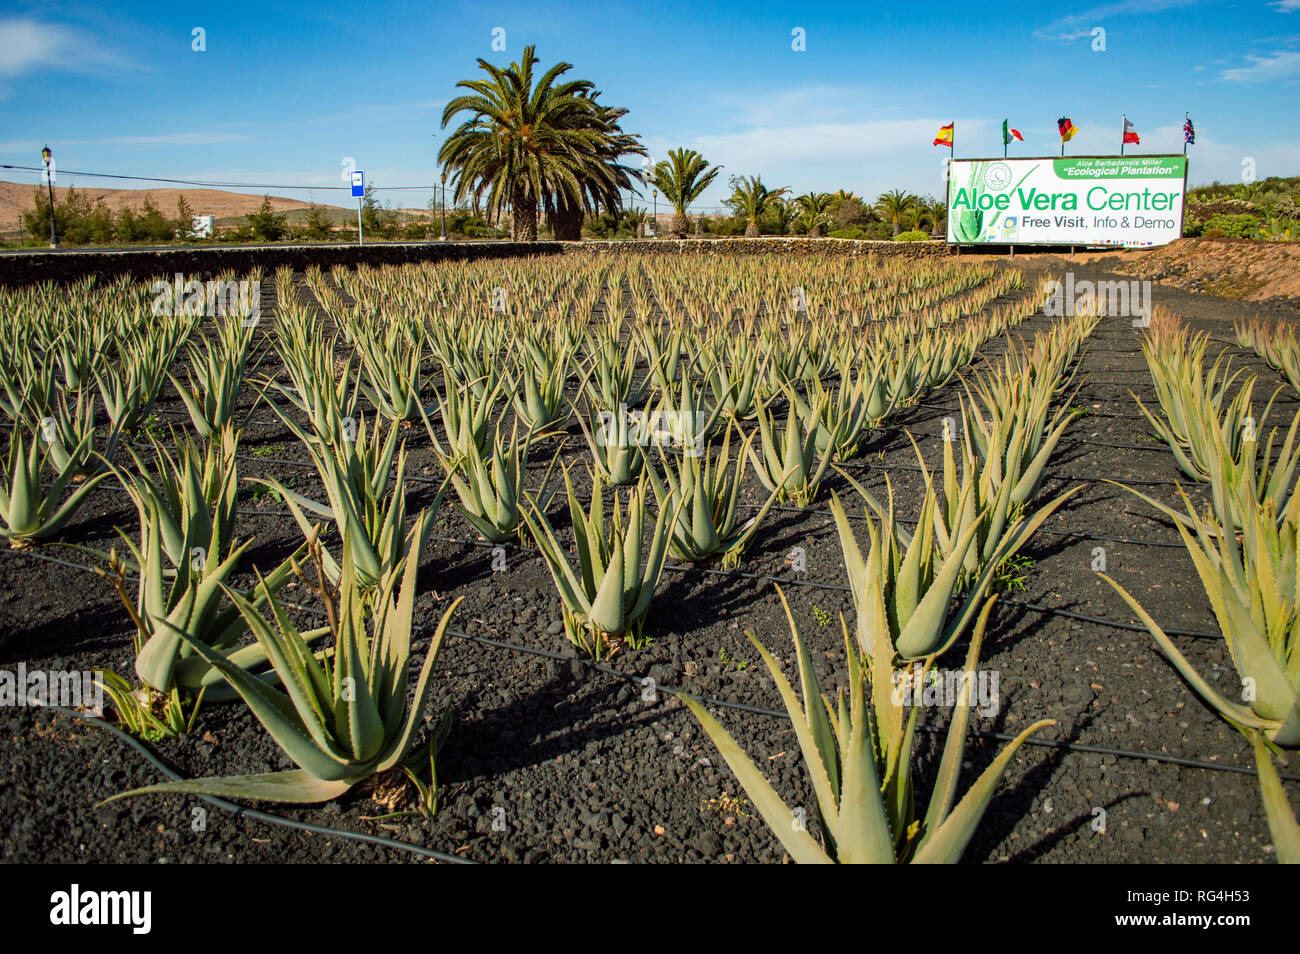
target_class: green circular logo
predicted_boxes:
[985,162,1012,191]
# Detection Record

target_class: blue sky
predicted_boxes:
[1,0,1298,212]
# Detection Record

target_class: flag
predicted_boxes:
[933,123,953,147]
[1123,117,1140,145]
[1057,117,1078,142]
[1184,116,1195,145]
[1002,120,1023,144]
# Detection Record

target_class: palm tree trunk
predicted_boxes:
[670,211,690,237]
[513,187,538,241]
[745,219,760,237]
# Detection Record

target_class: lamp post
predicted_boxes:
[440,172,448,241]
[41,145,57,248]
[652,189,657,238]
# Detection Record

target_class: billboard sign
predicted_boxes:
[947,155,1187,247]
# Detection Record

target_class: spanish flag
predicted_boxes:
[933,123,953,147]
[1057,117,1078,142]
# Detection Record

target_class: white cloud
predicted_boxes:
[1271,0,1300,11]
[1034,0,1205,40]
[0,18,130,77]
[644,117,987,205]
[0,132,248,152]
[1220,49,1300,81]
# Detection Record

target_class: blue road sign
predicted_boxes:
[350,170,365,198]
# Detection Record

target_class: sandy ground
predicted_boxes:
[997,238,1300,302]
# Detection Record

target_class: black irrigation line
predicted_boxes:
[5,545,1290,788]
[22,702,474,865]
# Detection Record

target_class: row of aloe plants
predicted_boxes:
[1102,308,1299,862]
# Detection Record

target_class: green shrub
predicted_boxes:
[894,230,930,242]
[1194,214,1259,239]
[829,227,870,240]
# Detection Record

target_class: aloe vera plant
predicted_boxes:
[116,426,239,571]
[581,332,649,412]
[428,374,508,462]
[443,420,561,543]
[257,412,427,588]
[355,319,425,422]
[0,428,109,547]
[107,493,308,696]
[1237,318,1300,397]
[1102,487,1300,747]
[39,389,122,476]
[829,474,1051,662]
[646,427,780,567]
[1100,488,1300,861]
[522,468,682,657]
[170,319,257,439]
[575,399,647,486]
[266,315,361,444]
[1137,325,1270,482]
[684,590,1054,862]
[511,341,571,432]
[746,390,834,506]
[104,527,464,804]
[700,336,763,421]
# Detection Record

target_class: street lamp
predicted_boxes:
[440,171,448,241]
[41,145,57,248]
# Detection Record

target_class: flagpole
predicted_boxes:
[1121,114,1126,156]
[1184,112,1188,155]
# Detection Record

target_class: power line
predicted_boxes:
[0,164,433,192]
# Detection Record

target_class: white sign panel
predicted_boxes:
[947,155,1188,247]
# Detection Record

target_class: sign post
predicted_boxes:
[351,170,365,246]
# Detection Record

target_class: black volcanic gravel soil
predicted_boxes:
[2,255,1298,864]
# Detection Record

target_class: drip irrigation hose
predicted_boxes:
[23,702,474,864]
[5,545,1284,785]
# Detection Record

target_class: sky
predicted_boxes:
[1,0,1298,213]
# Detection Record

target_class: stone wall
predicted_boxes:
[0,236,952,287]
[0,241,564,288]
[560,237,953,258]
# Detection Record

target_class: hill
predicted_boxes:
[0,179,344,233]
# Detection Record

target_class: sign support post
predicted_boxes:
[351,170,365,246]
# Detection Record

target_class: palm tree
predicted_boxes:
[767,197,798,236]
[795,192,833,238]
[651,148,722,237]
[440,46,626,241]
[623,206,647,239]
[547,92,645,241]
[876,189,918,237]
[918,197,947,238]
[727,175,789,237]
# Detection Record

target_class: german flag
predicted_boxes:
[933,123,953,147]
[1057,117,1078,142]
